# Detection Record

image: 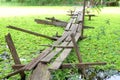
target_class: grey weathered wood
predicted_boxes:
[61,62,107,69]
[4,47,52,78]
[45,17,67,24]
[40,31,71,63]
[41,42,68,64]
[65,19,73,30]
[49,33,81,70]
[25,48,52,70]
[39,44,73,48]
[65,24,78,42]
[53,31,68,45]
[7,25,57,40]
[40,42,68,63]
[76,12,83,23]
[29,63,51,80]
[5,33,26,80]
[35,17,94,29]
[35,19,67,27]
[5,33,21,65]
[71,33,82,63]
[77,23,82,32]
[40,26,75,63]
[49,48,72,70]
[12,64,25,70]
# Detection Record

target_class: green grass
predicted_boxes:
[0,7,120,80]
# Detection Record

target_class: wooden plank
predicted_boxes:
[51,21,67,27]
[5,33,26,80]
[53,33,67,45]
[7,25,57,40]
[25,48,52,70]
[35,19,67,27]
[4,67,25,79]
[77,23,82,32]
[5,33,21,64]
[40,31,71,63]
[53,30,70,45]
[35,19,51,25]
[61,62,107,69]
[65,24,78,42]
[29,63,51,80]
[39,44,73,48]
[65,7,83,31]
[4,47,52,78]
[49,48,72,70]
[65,19,73,30]
[70,33,82,63]
[40,42,69,63]
[70,24,78,31]
[49,33,81,70]
[45,17,67,25]
[12,64,25,70]
[76,12,83,23]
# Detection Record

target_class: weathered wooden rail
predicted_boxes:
[4,1,106,80]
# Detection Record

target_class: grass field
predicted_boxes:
[0,6,120,80]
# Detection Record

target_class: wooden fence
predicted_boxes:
[3,0,106,80]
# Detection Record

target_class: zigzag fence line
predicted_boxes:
[3,0,106,80]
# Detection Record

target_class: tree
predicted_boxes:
[6,0,11,2]
[18,0,25,3]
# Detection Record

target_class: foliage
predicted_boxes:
[0,0,81,6]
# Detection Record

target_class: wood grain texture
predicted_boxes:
[5,33,26,80]
[29,63,51,80]
[49,32,82,70]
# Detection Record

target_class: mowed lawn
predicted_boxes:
[0,6,120,79]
